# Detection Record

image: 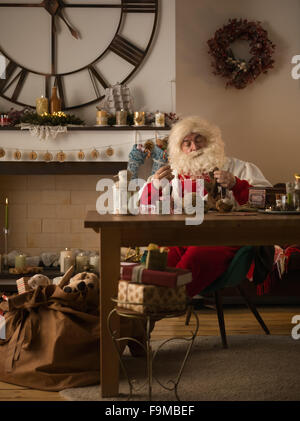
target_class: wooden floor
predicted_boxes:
[0,304,299,401]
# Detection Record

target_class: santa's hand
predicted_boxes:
[153,165,174,189]
[213,170,236,189]
[153,165,174,181]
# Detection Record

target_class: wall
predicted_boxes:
[176,0,300,184]
[0,0,176,123]
[0,0,175,256]
[0,175,100,255]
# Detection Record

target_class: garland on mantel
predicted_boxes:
[0,135,169,163]
[20,111,85,126]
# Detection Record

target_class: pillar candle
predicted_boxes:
[60,248,74,273]
[15,254,26,272]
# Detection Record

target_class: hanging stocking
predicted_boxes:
[127,144,148,179]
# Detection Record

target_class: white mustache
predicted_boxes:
[190,150,204,159]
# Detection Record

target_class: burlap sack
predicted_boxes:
[0,284,146,391]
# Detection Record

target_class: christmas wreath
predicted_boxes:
[207,19,275,89]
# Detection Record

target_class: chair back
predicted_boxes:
[201,246,255,294]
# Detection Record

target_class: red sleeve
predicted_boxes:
[231,177,252,205]
[140,181,161,205]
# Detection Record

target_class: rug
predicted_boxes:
[60,335,300,401]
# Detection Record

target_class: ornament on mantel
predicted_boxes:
[106,146,114,157]
[44,151,53,162]
[0,148,5,158]
[29,150,38,161]
[56,150,66,162]
[14,150,22,160]
[91,148,99,160]
[78,150,85,160]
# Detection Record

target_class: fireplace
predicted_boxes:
[0,127,167,256]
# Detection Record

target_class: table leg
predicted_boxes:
[99,227,121,397]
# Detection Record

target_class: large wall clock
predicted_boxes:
[0,0,159,110]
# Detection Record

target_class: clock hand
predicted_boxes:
[56,9,80,39]
[0,3,43,6]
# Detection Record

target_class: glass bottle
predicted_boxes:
[294,178,300,211]
[50,86,61,114]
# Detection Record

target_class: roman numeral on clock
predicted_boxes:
[54,75,65,110]
[88,65,108,98]
[122,0,157,13]
[0,60,28,101]
[109,35,145,67]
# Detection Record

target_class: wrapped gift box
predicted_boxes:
[117,280,187,314]
[145,249,168,271]
[16,277,31,295]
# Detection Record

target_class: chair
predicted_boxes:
[185,246,270,348]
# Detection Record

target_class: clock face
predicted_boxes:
[0,0,158,110]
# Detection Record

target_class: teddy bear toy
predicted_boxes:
[28,274,51,289]
[63,272,99,293]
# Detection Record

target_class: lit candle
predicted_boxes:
[5,198,8,229]
[15,254,26,273]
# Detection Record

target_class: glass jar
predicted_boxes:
[76,252,89,273]
[286,182,295,210]
[294,180,300,211]
[89,253,100,274]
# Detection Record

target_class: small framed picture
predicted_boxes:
[249,189,266,208]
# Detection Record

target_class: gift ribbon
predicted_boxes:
[131,265,145,283]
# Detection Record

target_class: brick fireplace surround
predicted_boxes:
[0,174,107,255]
[0,127,167,256]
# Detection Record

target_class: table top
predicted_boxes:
[84,210,300,246]
[84,210,300,226]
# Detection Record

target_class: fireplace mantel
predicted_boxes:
[0,126,170,174]
[0,126,170,131]
[0,161,128,175]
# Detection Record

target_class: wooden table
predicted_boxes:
[84,211,300,397]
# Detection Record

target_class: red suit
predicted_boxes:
[140,175,251,297]
[139,116,271,297]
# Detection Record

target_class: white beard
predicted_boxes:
[169,140,226,176]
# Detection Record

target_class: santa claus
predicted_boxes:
[140,116,272,297]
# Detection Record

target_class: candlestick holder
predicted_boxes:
[3,227,9,270]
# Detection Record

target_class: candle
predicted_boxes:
[5,198,8,230]
[60,248,74,273]
[116,109,127,126]
[36,95,49,116]
[89,254,100,274]
[134,111,145,126]
[15,254,26,273]
[96,110,108,126]
[155,111,165,127]
[76,253,89,273]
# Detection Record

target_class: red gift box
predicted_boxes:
[120,263,192,288]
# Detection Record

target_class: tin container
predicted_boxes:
[116,109,127,126]
[155,111,165,127]
[96,110,108,126]
[133,111,145,126]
